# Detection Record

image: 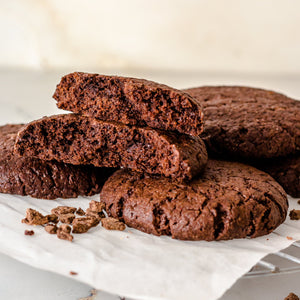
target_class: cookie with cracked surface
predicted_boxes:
[14,114,208,182]
[53,72,204,136]
[257,155,300,198]
[184,86,300,159]
[0,124,112,199]
[100,160,288,241]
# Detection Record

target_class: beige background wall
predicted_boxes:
[1,0,300,73]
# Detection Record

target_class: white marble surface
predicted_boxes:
[1,68,300,300]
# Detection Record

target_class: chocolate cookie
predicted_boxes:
[53,72,204,136]
[14,114,208,182]
[257,155,300,198]
[0,124,112,199]
[184,86,300,159]
[100,160,288,241]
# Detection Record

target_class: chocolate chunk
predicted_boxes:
[76,207,86,216]
[22,208,48,225]
[51,206,77,216]
[58,213,75,224]
[89,200,105,212]
[14,114,207,182]
[24,230,34,236]
[0,124,112,199]
[101,217,126,231]
[45,224,57,234]
[101,160,288,241]
[289,210,300,220]
[53,72,204,136]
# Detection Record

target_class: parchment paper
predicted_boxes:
[0,193,300,300]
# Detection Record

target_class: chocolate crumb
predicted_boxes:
[45,224,57,234]
[72,218,93,233]
[58,224,71,233]
[22,208,48,225]
[24,230,34,236]
[51,206,76,216]
[289,209,300,220]
[89,200,105,212]
[57,226,73,241]
[86,208,105,220]
[46,214,59,224]
[58,213,75,224]
[101,217,126,231]
[284,293,300,300]
[69,271,78,275]
[298,200,300,205]
[76,207,85,216]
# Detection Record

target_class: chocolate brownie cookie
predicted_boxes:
[0,124,112,199]
[184,86,300,159]
[53,72,204,136]
[257,155,300,198]
[14,114,208,182]
[100,160,288,241]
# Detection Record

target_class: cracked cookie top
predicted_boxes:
[100,160,288,241]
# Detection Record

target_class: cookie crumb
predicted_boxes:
[51,206,76,216]
[57,227,73,242]
[46,214,59,224]
[284,293,300,300]
[45,224,57,234]
[72,218,93,233]
[69,271,78,275]
[89,200,105,212]
[22,208,48,225]
[24,230,34,236]
[58,224,71,233]
[287,236,293,240]
[289,209,300,220]
[102,217,126,231]
[76,207,85,216]
[86,208,105,220]
[58,213,75,224]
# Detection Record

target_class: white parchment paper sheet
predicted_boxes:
[0,194,299,300]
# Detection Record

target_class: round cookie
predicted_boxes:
[258,155,300,198]
[100,160,288,241]
[184,86,300,159]
[0,124,113,199]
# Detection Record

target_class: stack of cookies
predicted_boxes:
[1,72,295,241]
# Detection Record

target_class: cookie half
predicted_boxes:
[184,86,300,159]
[257,155,300,198]
[100,160,288,241]
[14,114,208,182]
[0,124,112,199]
[53,72,204,136]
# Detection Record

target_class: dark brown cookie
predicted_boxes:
[184,86,300,159]
[100,160,288,241]
[0,124,112,199]
[14,114,208,182]
[257,155,300,198]
[53,72,204,136]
